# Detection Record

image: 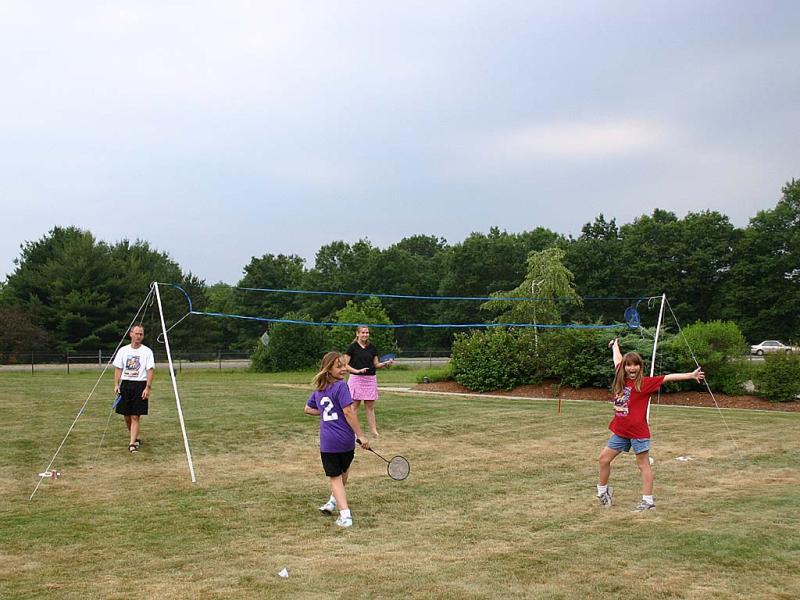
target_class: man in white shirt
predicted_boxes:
[113,325,155,453]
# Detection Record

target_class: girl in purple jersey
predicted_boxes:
[305,352,370,528]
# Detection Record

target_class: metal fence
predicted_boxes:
[0,351,252,373]
[0,349,451,372]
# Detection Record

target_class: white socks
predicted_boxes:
[642,495,654,505]
[339,508,351,520]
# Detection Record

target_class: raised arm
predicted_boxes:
[663,367,705,384]
[609,338,623,369]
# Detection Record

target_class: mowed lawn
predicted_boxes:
[1,369,798,599]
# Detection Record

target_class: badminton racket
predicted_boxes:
[357,440,410,481]
[624,306,641,328]
[112,392,123,409]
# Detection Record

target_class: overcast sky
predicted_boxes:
[1,1,798,284]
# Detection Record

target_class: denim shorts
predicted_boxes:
[608,434,650,454]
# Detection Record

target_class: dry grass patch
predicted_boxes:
[1,371,798,599]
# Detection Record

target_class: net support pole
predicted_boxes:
[153,282,197,483]
[646,293,667,423]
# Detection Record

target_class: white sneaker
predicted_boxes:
[335,515,353,528]
[632,499,656,512]
[319,499,336,515]
[597,486,613,508]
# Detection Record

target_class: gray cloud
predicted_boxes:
[1,1,798,283]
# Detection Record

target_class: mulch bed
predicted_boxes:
[414,380,800,412]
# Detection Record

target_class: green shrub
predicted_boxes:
[250,311,328,372]
[663,321,748,395]
[539,328,612,388]
[514,329,546,384]
[752,354,800,402]
[451,329,540,391]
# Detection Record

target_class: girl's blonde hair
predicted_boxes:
[312,352,344,391]
[352,325,369,344]
[612,351,645,396]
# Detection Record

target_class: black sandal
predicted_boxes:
[134,438,141,448]
[128,444,138,453]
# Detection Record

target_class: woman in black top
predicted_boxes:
[345,326,394,436]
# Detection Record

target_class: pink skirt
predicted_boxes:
[348,374,378,401]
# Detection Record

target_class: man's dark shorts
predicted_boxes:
[115,380,148,416]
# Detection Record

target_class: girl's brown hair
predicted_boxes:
[311,352,344,391]
[612,351,645,396]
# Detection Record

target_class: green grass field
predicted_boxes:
[1,369,798,599]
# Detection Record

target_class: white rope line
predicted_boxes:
[30,285,156,501]
[92,287,157,462]
[156,311,192,344]
[665,297,744,460]
[94,288,159,459]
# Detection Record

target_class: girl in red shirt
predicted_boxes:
[597,339,704,512]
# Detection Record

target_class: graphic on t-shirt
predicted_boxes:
[613,386,631,417]
[125,356,141,378]
[319,396,339,422]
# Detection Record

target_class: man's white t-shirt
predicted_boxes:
[113,344,155,381]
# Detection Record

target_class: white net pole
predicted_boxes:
[646,293,667,422]
[153,282,197,483]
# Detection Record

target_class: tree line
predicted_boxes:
[1,179,797,360]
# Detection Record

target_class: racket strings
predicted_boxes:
[388,456,411,480]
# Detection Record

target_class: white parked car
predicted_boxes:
[750,340,795,355]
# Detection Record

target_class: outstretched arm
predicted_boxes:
[373,355,394,369]
[663,367,705,383]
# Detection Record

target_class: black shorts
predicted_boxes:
[116,380,148,416]
[320,450,355,477]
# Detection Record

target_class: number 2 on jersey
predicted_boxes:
[320,396,339,422]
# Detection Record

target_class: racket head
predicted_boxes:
[260,330,270,347]
[624,307,640,328]
[379,353,396,363]
[387,455,410,481]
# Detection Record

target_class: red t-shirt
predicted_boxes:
[608,375,665,439]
